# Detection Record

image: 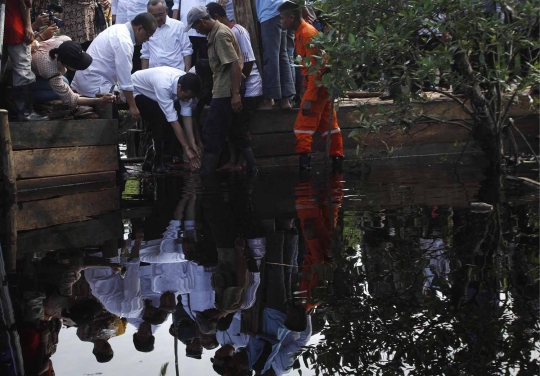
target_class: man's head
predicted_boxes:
[142,299,170,325]
[186,337,203,359]
[131,12,158,44]
[184,6,214,35]
[177,73,202,101]
[278,1,303,31]
[284,304,308,332]
[159,291,176,313]
[194,309,227,335]
[147,0,168,27]
[200,333,219,350]
[206,2,228,23]
[93,339,113,363]
[211,348,252,376]
[133,321,155,352]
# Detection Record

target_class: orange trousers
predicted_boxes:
[294,87,344,157]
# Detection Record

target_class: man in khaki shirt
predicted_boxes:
[185,6,243,177]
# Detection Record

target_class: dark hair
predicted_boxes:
[49,48,60,60]
[131,12,158,29]
[64,299,103,326]
[216,312,235,331]
[133,333,155,352]
[178,72,202,97]
[278,1,302,20]
[206,2,227,18]
[212,356,231,375]
[284,305,308,332]
[93,348,114,363]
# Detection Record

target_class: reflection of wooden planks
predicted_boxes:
[9,119,118,150]
[13,145,118,179]
[17,171,117,202]
[17,211,122,255]
[17,188,119,231]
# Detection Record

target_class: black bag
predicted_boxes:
[94,2,107,31]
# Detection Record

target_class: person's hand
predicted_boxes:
[129,105,140,122]
[186,147,201,171]
[231,93,242,112]
[39,23,58,41]
[190,143,202,158]
[99,93,116,103]
[33,13,49,30]
[24,25,34,44]
[301,99,313,116]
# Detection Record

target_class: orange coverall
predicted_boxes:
[294,20,344,157]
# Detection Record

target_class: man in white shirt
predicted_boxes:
[111,0,128,24]
[172,0,211,67]
[132,66,202,173]
[207,2,262,174]
[142,0,193,71]
[71,13,158,121]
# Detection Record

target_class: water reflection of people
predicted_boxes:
[76,311,127,363]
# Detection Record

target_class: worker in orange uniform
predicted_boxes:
[278,1,344,172]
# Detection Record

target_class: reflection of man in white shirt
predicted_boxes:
[142,0,193,71]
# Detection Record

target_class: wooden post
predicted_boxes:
[233,0,263,77]
[0,109,18,273]
[95,93,113,119]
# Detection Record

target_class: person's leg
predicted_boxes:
[189,36,199,68]
[278,27,295,109]
[265,231,288,313]
[230,96,258,174]
[9,43,48,121]
[31,76,63,103]
[316,93,344,172]
[200,97,233,178]
[135,95,169,173]
[294,95,323,169]
[259,16,283,109]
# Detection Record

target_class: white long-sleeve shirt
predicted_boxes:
[132,66,193,122]
[111,0,128,24]
[180,265,216,320]
[85,259,144,319]
[141,16,193,71]
[172,0,211,37]
[139,220,187,263]
[126,0,149,22]
[271,316,312,375]
[71,23,135,97]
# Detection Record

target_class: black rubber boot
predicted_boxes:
[242,147,258,176]
[299,153,312,171]
[331,156,344,174]
[200,153,219,179]
[13,85,49,122]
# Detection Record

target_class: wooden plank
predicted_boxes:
[0,109,18,273]
[17,171,117,202]
[9,119,118,150]
[13,145,118,179]
[17,188,120,231]
[17,211,123,255]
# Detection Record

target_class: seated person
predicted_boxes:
[31,35,115,109]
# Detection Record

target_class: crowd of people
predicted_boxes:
[0,0,345,175]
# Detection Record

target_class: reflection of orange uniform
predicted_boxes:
[295,175,344,311]
[294,20,343,157]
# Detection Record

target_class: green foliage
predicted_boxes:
[306,0,540,164]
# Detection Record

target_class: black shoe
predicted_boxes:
[299,153,311,171]
[331,156,344,174]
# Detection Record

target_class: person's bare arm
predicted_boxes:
[170,120,201,170]
[181,116,200,156]
[141,59,149,70]
[242,61,254,78]
[122,90,140,121]
[184,55,192,72]
[230,59,243,112]
[19,1,33,43]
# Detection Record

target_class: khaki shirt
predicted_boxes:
[207,20,243,98]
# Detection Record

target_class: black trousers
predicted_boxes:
[203,97,233,155]
[230,96,260,150]
[189,36,208,68]
[135,95,168,141]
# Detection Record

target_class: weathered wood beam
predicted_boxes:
[13,145,118,179]
[0,109,18,273]
[9,119,118,150]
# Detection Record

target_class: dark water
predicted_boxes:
[2,159,539,376]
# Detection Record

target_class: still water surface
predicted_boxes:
[4,159,539,375]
